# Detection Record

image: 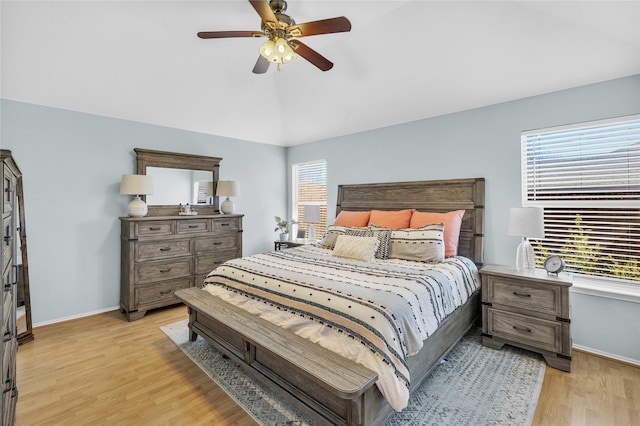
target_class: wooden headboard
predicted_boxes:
[336,178,485,264]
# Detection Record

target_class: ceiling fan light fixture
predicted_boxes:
[259,38,277,60]
[260,36,296,64]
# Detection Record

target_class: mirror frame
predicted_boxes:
[17,176,33,344]
[135,148,222,216]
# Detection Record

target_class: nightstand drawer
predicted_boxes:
[485,307,564,353]
[486,276,562,317]
[136,239,192,261]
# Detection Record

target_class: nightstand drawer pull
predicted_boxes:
[159,268,172,273]
[159,290,173,295]
[512,291,531,298]
[513,325,532,333]
[159,247,171,252]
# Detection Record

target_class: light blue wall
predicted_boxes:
[2,75,638,363]
[1,100,286,324]
[287,75,640,363]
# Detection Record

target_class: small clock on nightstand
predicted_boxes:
[543,255,565,275]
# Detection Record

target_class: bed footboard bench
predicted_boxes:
[175,287,379,426]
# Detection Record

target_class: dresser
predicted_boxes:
[1,151,20,425]
[120,214,243,321]
[480,264,572,372]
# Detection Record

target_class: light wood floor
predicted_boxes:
[15,305,640,426]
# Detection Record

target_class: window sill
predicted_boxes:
[567,274,640,304]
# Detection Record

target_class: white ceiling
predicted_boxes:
[2,1,639,146]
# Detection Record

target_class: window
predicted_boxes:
[292,160,327,238]
[521,115,639,283]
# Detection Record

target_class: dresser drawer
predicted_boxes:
[136,239,192,261]
[177,220,210,234]
[3,289,13,335]
[1,337,16,391]
[195,235,238,254]
[136,221,174,237]
[195,251,237,275]
[135,258,193,284]
[485,276,562,317]
[135,278,192,307]
[2,215,12,273]
[213,217,240,233]
[484,307,565,353]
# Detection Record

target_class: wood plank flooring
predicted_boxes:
[15,305,640,425]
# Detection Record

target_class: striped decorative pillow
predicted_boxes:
[388,224,445,262]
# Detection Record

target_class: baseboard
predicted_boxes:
[573,344,640,367]
[33,305,120,328]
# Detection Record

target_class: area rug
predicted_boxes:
[161,320,545,425]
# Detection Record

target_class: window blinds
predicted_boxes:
[292,160,327,237]
[522,115,639,282]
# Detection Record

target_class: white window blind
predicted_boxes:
[522,115,640,282]
[292,160,327,237]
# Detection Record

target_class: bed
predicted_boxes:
[175,178,485,425]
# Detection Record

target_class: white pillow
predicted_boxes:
[332,235,379,262]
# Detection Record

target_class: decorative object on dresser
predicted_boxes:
[2,149,35,425]
[302,204,320,241]
[120,174,154,217]
[216,180,239,214]
[508,206,545,272]
[120,215,243,321]
[480,264,572,372]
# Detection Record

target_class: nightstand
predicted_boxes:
[274,239,313,251]
[480,264,572,372]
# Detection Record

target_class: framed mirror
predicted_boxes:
[135,148,222,216]
[16,176,33,344]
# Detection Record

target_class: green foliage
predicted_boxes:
[536,214,640,281]
[274,216,296,234]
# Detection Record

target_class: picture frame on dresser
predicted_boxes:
[119,149,243,321]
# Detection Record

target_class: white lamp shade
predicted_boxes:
[120,174,153,195]
[216,180,239,197]
[508,207,545,239]
[303,205,321,223]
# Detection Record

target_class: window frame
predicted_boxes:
[292,159,327,239]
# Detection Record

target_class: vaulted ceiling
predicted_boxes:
[2,1,639,146]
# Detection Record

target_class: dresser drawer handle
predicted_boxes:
[188,225,199,229]
[213,242,223,246]
[159,268,172,273]
[513,325,532,333]
[159,247,172,252]
[220,223,230,227]
[149,227,162,231]
[159,290,173,295]
[512,291,531,298]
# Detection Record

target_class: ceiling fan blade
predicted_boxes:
[248,0,279,30]
[289,17,351,37]
[252,55,270,74]
[290,40,333,71]
[198,31,264,39]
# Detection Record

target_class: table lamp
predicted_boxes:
[120,174,154,217]
[508,207,545,272]
[216,180,239,214]
[303,205,321,241]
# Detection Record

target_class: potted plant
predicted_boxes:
[274,216,296,241]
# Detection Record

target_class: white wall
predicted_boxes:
[1,100,286,324]
[287,75,640,364]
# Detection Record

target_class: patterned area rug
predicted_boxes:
[161,320,545,425]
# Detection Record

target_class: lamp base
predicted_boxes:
[127,196,148,217]
[220,197,235,214]
[515,237,536,272]
[307,224,317,241]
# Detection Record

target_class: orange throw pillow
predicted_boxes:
[333,211,371,227]
[410,210,465,257]
[367,209,414,230]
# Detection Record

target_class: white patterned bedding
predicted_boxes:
[202,244,480,411]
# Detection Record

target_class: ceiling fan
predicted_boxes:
[197,0,351,73]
